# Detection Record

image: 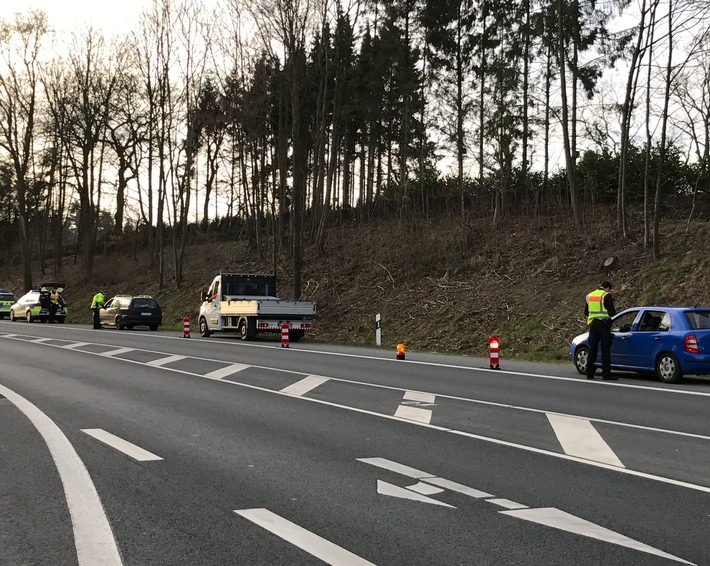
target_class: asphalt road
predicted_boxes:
[1,320,708,566]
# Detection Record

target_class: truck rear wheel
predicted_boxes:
[199,317,211,337]
[289,329,304,343]
[238,317,256,340]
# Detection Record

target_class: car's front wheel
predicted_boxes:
[199,317,211,337]
[574,346,589,375]
[25,310,33,323]
[656,352,683,383]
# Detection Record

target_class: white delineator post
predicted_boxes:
[376,314,381,346]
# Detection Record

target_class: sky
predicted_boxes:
[1,0,148,36]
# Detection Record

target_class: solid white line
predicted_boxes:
[81,429,163,462]
[204,363,249,380]
[235,508,377,565]
[0,383,122,565]
[547,414,624,467]
[10,334,710,494]
[403,391,435,403]
[146,354,186,367]
[101,347,134,357]
[501,508,694,565]
[31,337,53,343]
[280,375,329,396]
[394,405,432,424]
[63,342,90,350]
[423,477,493,499]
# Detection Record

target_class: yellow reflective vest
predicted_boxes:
[91,292,104,309]
[586,289,609,325]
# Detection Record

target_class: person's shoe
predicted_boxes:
[586,375,595,380]
[602,376,618,381]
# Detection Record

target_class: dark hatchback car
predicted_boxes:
[100,295,162,330]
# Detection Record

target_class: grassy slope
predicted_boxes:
[3,203,709,362]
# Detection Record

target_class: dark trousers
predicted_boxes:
[587,317,612,378]
[92,308,101,329]
[48,303,58,322]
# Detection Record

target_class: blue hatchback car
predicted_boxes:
[570,307,710,383]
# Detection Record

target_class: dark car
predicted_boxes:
[570,306,710,383]
[99,295,162,330]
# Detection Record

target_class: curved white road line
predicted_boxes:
[0,383,123,565]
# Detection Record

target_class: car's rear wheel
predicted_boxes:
[57,317,65,324]
[149,324,158,331]
[25,310,33,323]
[199,317,211,337]
[116,316,125,330]
[10,309,16,321]
[574,346,589,375]
[289,329,304,343]
[656,352,683,383]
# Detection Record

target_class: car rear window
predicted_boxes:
[684,311,710,329]
[0,293,15,301]
[133,298,158,308]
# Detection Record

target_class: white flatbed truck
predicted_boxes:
[198,273,316,341]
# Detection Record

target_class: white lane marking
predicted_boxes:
[357,457,435,479]
[0,383,122,565]
[9,333,710,494]
[394,404,432,423]
[81,429,163,462]
[405,482,444,495]
[403,391,435,403]
[235,508,377,565]
[205,363,249,380]
[547,414,624,468]
[423,477,493,499]
[146,354,186,367]
[501,508,695,565]
[377,480,454,508]
[486,498,528,510]
[63,342,90,350]
[280,375,329,396]
[32,337,53,343]
[0,333,18,338]
[102,347,134,357]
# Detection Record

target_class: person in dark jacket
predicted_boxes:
[584,281,617,380]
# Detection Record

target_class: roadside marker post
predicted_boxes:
[489,335,500,369]
[183,316,190,338]
[376,314,381,346]
[281,322,290,348]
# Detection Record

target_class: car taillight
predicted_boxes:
[34,302,41,307]
[684,334,699,354]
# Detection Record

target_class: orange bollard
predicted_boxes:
[396,343,405,360]
[489,335,500,369]
[281,321,290,348]
[183,316,190,338]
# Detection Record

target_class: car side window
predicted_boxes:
[658,313,671,332]
[611,311,638,333]
[638,310,666,332]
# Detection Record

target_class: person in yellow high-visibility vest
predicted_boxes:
[584,281,617,380]
[90,291,105,329]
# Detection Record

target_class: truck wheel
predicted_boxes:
[238,317,256,340]
[199,317,211,337]
[289,329,304,343]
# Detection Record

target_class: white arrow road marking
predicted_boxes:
[547,413,624,467]
[82,429,163,462]
[406,482,444,495]
[146,354,186,367]
[101,347,134,357]
[235,508,377,565]
[424,477,493,498]
[485,498,528,510]
[501,508,695,565]
[281,375,329,396]
[205,363,249,380]
[0,383,122,565]
[377,480,455,508]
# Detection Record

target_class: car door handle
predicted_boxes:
[655,337,663,341]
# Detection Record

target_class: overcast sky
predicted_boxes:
[1,0,147,36]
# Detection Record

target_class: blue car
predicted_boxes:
[570,307,710,383]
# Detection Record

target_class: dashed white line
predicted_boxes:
[394,405,432,424]
[63,342,89,350]
[146,354,186,367]
[281,375,329,396]
[403,391,435,403]
[486,498,528,510]
[547,414,624,468]
[377,480,455,508]
[101,347,134,357]
[81,429,163,462]
[204,363,249,380]
[235,508,377,565]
